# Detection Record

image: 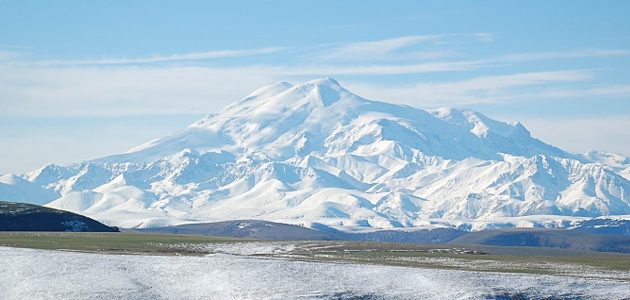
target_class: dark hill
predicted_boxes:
[310,223,467,244]
[135,220,469,243]
[449,228,630,254]
[574,218,630,236]
[0,201,118,232]
[135,220,343,240]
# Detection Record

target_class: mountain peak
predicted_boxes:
[108,79,573,165]
[242,77,341,102]
[305,77,341,87]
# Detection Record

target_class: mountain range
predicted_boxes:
[2,78,630,231]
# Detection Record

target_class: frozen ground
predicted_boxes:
[1,246,629,299]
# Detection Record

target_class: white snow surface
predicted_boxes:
[583,150,630,180]
[1,246,629,299]
[2,78,630,230]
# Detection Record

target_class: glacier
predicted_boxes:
[2,77,630,231]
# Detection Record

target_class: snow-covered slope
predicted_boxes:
[0,174,59,206]
[583,150,630,181]
[3,78,630,230]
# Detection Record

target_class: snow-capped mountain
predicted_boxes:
[582,150,630,181]
[3,78,630,230]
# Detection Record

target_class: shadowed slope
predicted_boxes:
[0,201,118,232]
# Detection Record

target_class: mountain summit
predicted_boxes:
[99,78,569,164]
[5,78,630,230]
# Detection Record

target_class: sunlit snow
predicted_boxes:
[1,247,629,299]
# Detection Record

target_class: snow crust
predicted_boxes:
[2,78,630,230]
[1,246,629,299]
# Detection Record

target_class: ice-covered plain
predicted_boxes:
[1,246,629,299]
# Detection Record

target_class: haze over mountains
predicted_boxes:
[2,78,630,231]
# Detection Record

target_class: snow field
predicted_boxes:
[1,246,629,299]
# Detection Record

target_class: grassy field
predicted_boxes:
[2,231,629,280]
[0,232,244,255]
[315,249,630,278]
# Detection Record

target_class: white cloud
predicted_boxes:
[311,33,492,62]
[532,85,630,99]
[0,65,279,117]
[0,57,485,119]
[487,49,630,64]
[3,63,624,120]
[344,70,593,106]
[315,35,446,61]
[34,47,284,66]
[472,33,494,43]
[269,61,482,76]
[0,51,20,60]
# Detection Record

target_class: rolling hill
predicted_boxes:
[0,201,118,232]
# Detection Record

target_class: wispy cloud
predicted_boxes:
[34,47,284,66]
[488,49,630,63]
[472,33,494,43]
[314,35,446,61]
[2,33,629,118]
[531,84,630,99]
[344,70,596,106]
[431,70,592,92]
[0,60,486,119]
[268,61,482,76]
[0,51,21,60]
[12,35,625,79]
[0,65,278,117]
[311,33,492,62]
[3,62,625,120]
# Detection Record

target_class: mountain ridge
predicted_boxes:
[1,78,629,231]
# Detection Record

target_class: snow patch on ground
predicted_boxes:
[1,246,629,299]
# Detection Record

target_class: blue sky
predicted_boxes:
[1,1,630,174]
